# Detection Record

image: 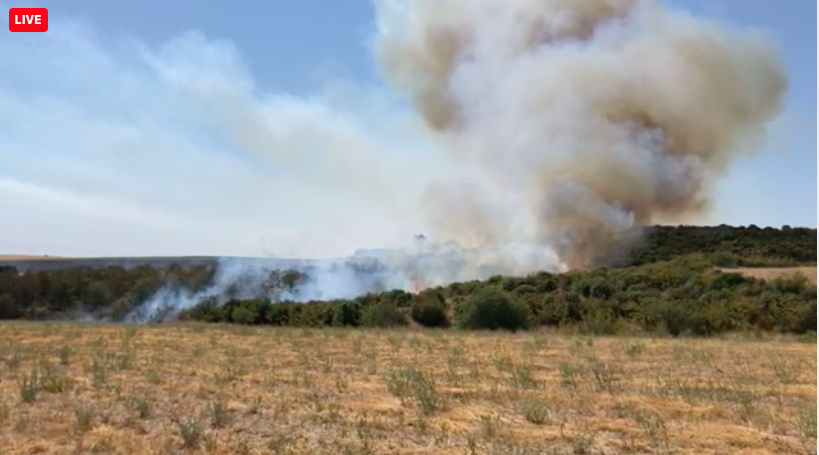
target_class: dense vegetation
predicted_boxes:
[0,225,815,336]
[182,254,815,336]
[626,224,816,266]
[0,264,215,320]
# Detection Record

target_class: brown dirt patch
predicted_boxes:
[723,267,817,286]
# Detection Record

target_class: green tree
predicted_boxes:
[332,300,360,327]
[455,288,529,331]
[85,281,114,309]
[0,293,20,319]
[411,292,450,328]
[361,302,406,328]
[231,306,258,325]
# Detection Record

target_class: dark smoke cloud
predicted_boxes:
[374,0,787,268]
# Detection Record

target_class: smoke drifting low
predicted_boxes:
[375,0,787,268]
[125,238,563,322]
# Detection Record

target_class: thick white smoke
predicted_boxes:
[125,257,408,322]
[128,0,788,320]
[374,0,787,269]
[126,240,563,322]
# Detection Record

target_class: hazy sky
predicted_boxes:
[0,0,815,258]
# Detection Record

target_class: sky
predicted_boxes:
[0,0,815,258]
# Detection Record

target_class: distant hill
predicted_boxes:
[4,224,814,272]
[626,225,816,267]
[0,224,815,332]
[0,255,69,260]
[0,256,220,272]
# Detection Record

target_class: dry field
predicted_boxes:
[0,255,68,261]
[0,323,815,455]
[730,268,818,287]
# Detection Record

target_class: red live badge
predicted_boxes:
[9,8,48,32]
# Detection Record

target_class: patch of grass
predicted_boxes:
[624,341,646,358]
[4,352,24,371]
[385,367,444,415]
[57,345,72,366]
[172,416,203,450]
[0,402,9,423]
[588,360,621,393]
[127,396,151,419]
[86,356,108,389]
[74,404,95,434]
[478,414,500,438]
[207,399,230,428]
[38,359,72,393]
[522,399,550,425]
[569,431,596,455]
[558,362,582,389]
[18,369,40,403]
[798,331,817,344]
[634,410,671,452]
[267,431,293,455]
[511,361,539,389]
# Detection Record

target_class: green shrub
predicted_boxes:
[265,303,291,325]
[294,302,335,326]
[455,288,529,331]
[222,299,268,325]
[361,302,406,328]
[178,257,816,338]
[712,252,738,268]
[85,281,114,309]
[184,297,224,323]
[0,293,20,319]
[230,306,257,325]
[411,292,450,328]
[799,331,817,344]
[332,301,360,327]
[650,301,712,337]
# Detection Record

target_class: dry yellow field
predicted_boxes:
[0,323,815,455]
[0,255,68,261]
[730,268,818,287]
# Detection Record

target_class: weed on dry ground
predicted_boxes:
[0,322,815,454]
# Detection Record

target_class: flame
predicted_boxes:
[566,241,593,271]
[410,276,425,294]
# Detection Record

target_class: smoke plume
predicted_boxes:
[374,0,787,269]
[121,0,789,321]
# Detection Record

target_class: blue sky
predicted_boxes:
[0,1,815,257]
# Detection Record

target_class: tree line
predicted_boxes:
[0,264,214,320]
[626,224,816,266]
[0,225,815,337]
[181,254,816,336]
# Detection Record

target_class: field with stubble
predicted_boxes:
[0,323,815,455]
[732,267,818,286]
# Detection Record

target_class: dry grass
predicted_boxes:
[728,267,817,286]
[0,323,815,455]
[0,255,68,261]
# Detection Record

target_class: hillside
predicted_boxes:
[626,225,816,266]
[0,225,815,336]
